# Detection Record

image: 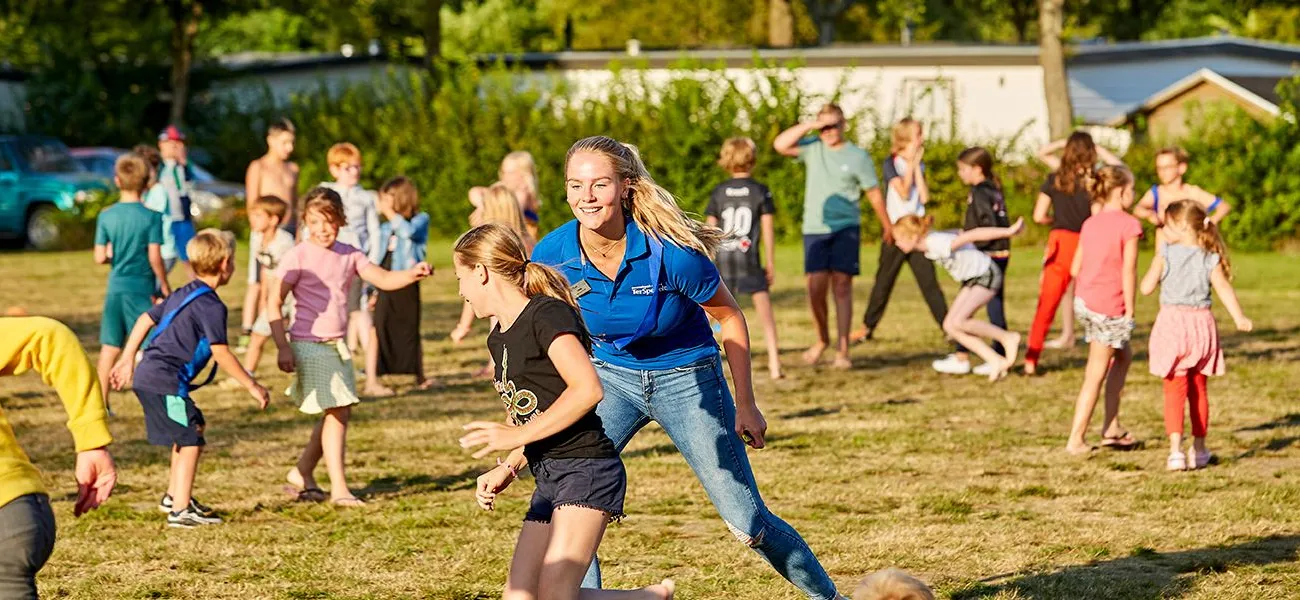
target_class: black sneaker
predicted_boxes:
[159,494,216,517]
[167,508,223,528]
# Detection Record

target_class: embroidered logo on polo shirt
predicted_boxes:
[632,285,654,295]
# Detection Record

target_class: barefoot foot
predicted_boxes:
[1066,442,1096,456]
[1044,336,1075,350]
[801,343,827,366]
[830,355,852,370]
[1002,332,1021,372]
[650,579,675,600]
[363,384,395,398]
[849,326,873,345]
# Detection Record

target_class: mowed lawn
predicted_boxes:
[2,239,1299,600]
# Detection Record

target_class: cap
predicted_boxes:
[158,125,187,142]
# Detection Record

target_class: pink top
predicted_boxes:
[1075,210,1143,317]
[275,241,371,342]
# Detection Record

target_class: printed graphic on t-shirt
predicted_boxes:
[494,347,540,425]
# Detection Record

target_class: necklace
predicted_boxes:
[582,230,626,258]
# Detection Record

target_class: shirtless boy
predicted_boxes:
[1133,147,1230,226]
[240,118,299,351]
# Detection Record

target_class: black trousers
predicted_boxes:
[862,240,949,331]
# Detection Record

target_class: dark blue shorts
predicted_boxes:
[525,457,626,523]
[803,226,860,275]
[171,220,197,261]
[135,390,206,447]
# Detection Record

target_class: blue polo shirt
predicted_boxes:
[532,219,721,370]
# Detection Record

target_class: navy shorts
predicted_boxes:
[171,220,197,261]
[803,226,860,275]
[525,457,626,523]
[135,390,206,447]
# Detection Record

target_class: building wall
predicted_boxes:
[1146,82,1274,141]
[208,62,417,110]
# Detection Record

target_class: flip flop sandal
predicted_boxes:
[1100,432,1139,450]
[285,486,327,503]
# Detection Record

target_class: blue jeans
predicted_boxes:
[581,355,839,600]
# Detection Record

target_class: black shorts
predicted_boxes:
[961,266,1003,292]
[525,457,626,523]
[720,270,768,295]
[803,226,860,275]
[135,390,206,447]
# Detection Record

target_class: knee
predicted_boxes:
[724,518,769,549]
[502,588,531,600]
[942,317,962,336]
[325,406,352,423]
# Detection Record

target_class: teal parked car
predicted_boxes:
[0,135,112,250]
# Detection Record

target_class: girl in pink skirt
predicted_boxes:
[1140,199,1253,471]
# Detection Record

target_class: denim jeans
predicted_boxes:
[581,354,839,600]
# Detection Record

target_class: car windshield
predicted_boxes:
[17,140,85,173]
[188,163,215,182]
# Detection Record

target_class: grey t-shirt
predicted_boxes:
[1160,243,1219,308]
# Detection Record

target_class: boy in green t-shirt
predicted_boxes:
[94,153,170,411]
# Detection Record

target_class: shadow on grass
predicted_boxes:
[953,535,1300,600]
[1236,413,1300,433]
[354,467,483,499]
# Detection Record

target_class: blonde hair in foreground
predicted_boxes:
[1164,199,1233,281]
[566,135,724,257]
[454,223,577,309]
[477,183,531,238]
[852,568,935,600]
[188,229,236,276]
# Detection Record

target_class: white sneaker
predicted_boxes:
[932,354,972,375]
[1167,451,1187,471]
[972,362,999,377]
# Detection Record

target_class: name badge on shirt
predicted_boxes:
[570,279,592,299]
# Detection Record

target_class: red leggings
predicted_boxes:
[1164,372,1209,437]
[1025,229,1080,364]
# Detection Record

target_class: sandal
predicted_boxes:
[332,496,366,508]
[285,485,327,503]
[1100,431,1139,450]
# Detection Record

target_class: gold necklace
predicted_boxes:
[583,231,626,258]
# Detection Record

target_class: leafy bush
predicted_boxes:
[48,189,118,250]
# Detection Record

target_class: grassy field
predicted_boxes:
[2,240,1299,600]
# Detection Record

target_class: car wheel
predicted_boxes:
[25,204,61,251]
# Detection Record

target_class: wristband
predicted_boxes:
[497,459,519,478]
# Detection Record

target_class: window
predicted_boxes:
[15,139,84,174]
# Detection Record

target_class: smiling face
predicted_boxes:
[302,209,339,248]
[454,258,489,319]
[565,151,627,234]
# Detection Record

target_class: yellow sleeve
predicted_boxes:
[0,317,113,451]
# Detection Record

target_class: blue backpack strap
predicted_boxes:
[1150,185,1160,213]
[612,235,664,351]
[1207,196,1222,214]
[146,286,216,347]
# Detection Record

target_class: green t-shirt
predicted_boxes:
[796,139,879,235]
[95,202,163,295]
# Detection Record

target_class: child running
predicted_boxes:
[704,137,783,379]
[110,230,271,528]
[268,187,431,506]
[1133,147,1231,227]
[1140,200,1253,471]
[453,223,673,600]
[95,153,170,412]
[891,215,1025,381]
[1065,166,1143,454]
[371,176,434,390]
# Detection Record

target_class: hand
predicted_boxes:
[74,448,117,517]
[411,262,433,279]
[248,382,271,410]
[159,283,171,298]
[276,345,296,373]
[735,402,768,449]
[475,464,517,511]
[368,294,378,311]
[460,421,525,459]
[764,265,776,288]
[1008,217,1026,236]
[105,243,113,259]
[109,358,134,391]
[882,225,895,246]
[1234,316,1254,332]
[813,112,840,130]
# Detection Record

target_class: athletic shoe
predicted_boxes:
[159,493,216,517]
[972,362,999,377]
[1191,449,1213,469]
[234,333,251,355]
[931,354,972,375]
[1167,451,1187,471]
[168,508,223,528]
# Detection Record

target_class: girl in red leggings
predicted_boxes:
[1140,200,1252,471]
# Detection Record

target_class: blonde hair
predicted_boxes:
[114,153,151,194]
[566,136,724,257]
[853,568,935,600]
[327,142,361,166]
[454,224,583,314]
[1165,199,1233,280]
[818,102,845,121]
[1157,146,1190,164]
[718,137,757,173]
[477,183,531,240]
[380,176,420,219]
[1087,165,1134,205]
[188,229,236,276]
[301,187,346,227]
[891,214,934,244]
[500,151,538,198]
[890,118,921,154]
[251,196,288,222]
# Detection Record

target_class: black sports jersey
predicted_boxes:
[705,177,776,293]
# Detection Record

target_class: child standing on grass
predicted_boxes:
[891,215,1025,381]
[371,176,434,390]
[234,196,295,377]
[704,137,783,380]
[454,224,674,600]
[1140,200,1253,471]
[239,118,300,352]
[95,153,170,413]
[156,125,197,277]
[267,188,430,507]
[1065,166,1143,455]
[110,230,271,528]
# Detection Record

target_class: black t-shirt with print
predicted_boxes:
[488,296,617,463]
[1040,173,1092,233]
[964,181,1010,253]
[704,177,776,281]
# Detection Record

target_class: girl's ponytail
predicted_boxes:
[1166,200,1233,281]
[455,223,581,306]
[523,261,579,309]
[1087,165,1133,204]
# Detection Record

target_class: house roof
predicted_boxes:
[1070,35,1300,66]
[478,44,1042,69]
[1107,67,1283,126]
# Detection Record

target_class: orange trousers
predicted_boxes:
[1025,229,1080,365]
[1164,372,1209,437]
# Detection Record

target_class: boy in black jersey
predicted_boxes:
[705,137,783,379]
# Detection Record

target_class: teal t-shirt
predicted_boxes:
[796,139,879,235]
[95,202,163,295]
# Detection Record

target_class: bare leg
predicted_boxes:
[751,291,783,379]
[321,406,356,502]
[829,272,853,368]
[241,282,260,333]
[243,333,270,374]
[290,419,324,491]
[505,508,673,600]
[1047,282,1077,348]
[803,272,830,364]
[363,324,393,397]
[169,444,202,511]
[943,287,1009,378]
[450,303,475,343]
[1101,343,1132,439]
[1067,342,1116,453]
[96,346,121,413]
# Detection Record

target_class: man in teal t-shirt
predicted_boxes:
[773,103,882,370]
[94,152,169,411]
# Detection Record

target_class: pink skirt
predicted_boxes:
[1148,305,1225,378]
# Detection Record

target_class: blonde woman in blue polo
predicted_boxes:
[532,136,843,600]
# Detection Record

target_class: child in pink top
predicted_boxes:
[266,187,430,506]
[1066,166,1142,455]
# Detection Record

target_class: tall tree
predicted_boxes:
[166,0,202,125]
[770,0,794,46]
[805,0,859,45]
[1039,0,1072,138]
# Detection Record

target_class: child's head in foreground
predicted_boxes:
[187,229,237,284]
[853,568,935,600]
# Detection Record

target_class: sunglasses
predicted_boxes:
[820,122,845,132]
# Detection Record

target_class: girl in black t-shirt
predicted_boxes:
[454,223,675,599]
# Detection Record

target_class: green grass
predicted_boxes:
[2,241,1300,599]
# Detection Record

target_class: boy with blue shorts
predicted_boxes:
[94,153,170,413]
[156,125,197,276]
[110,230,270,528]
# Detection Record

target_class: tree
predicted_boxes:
[770,0,794,46]
[1039,0,1072,138]
[805,0,859,45]
[165,0,202,125]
